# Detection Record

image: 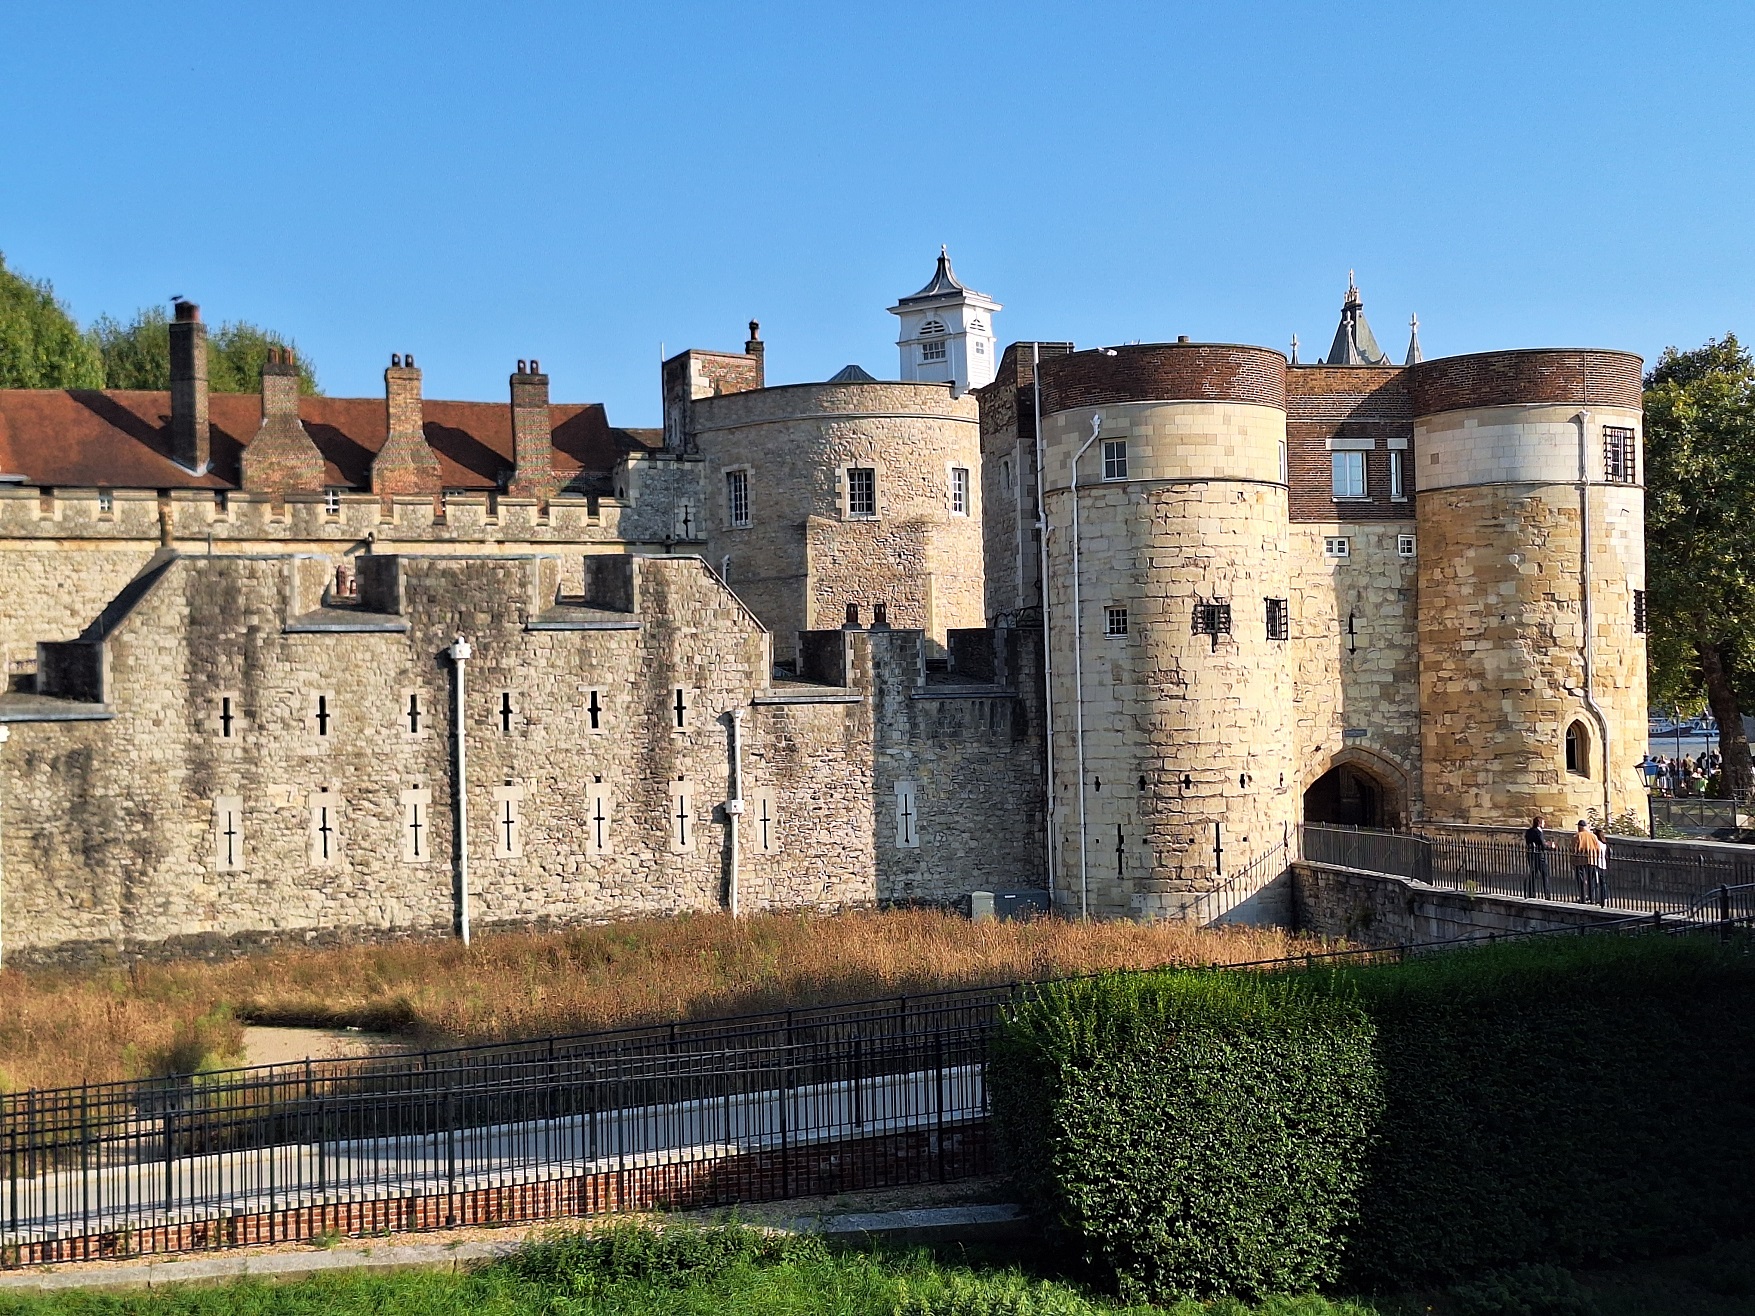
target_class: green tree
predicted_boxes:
[0,252,104,388]
[92,306,319,394]
[1644,335,1755,799]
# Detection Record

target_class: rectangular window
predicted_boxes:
[1332,451,1367,498]
[847,467,877,518]
[1634,589,1648,634]
[1265,597,1289,642]
[951,466,970,515]
[725,469,750,528]
[1397,533,1417,558]
[1105,606,1128,637]
[1604,426,1637,483]
[1279,440,1289,485]
[974,340,985,355]
[1324,536,1350,559]
[920,339,947,362]
[97,489,114,515]
[324,488,342,516]
[1102,439,1128,481]
[1389,451,1406,499]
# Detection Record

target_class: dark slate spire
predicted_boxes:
[896,245,988,305]
[1404,313,1424,365]
[1323,271,1390,366]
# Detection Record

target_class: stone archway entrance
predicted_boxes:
[1303,762,1390,828]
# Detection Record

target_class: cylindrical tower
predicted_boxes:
[1410,349,1647,826]
[691,380,983,660]
[1038,343,1294,919]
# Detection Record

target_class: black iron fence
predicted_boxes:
[1301,824,1755,916]
[1649,796,1742,835]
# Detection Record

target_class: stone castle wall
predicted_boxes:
[0,454,706,682]
[0,553,1045,965]
[1287,522,1422,821]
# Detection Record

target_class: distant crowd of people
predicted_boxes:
[1523,816,1610,906]
[1640,752,1720,797]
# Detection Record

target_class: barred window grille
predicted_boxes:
[1192,599,1232,650]
[1265,597,1289,641]
[1105,606,1129,637]
[726,470,750,528]
[847,467,877,518]
[951,466,970,515]
[1604,426,1637,483]
[1634,588,1647,634]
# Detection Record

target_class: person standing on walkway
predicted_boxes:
[1524,815,1553,898]
[1573,821,1602,902]
[1591,825,1611,906]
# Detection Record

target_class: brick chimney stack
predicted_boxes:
[168,300,210,472]
[239,348,326,494]
[745,320,765,382]
[506,359,554,501]
[370,353,442,496]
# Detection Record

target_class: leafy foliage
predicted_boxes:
[1644,337,1755,794]
[992,970,1381,1303]
[0,252,103,388]
[994,937,1755,1299]
[90,306,319,393]
[501,1220,827,1296]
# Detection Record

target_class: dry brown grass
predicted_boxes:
[0,909,1326,1092]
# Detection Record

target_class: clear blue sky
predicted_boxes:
[1,2,1750,424]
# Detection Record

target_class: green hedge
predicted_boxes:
[1342,933,1755,1287]
[993,934,1755,1300]
[991,969,1381,1302]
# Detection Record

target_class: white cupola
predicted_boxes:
[887,247,1001,394]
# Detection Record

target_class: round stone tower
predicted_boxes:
[1409,349,1647,826]
[1037,343,1295,919]
[690,379,983,661]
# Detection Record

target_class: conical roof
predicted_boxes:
[1404,314,1423,365]
[1323,272,1390,366]
[828,363,878,383]
[894,245,993,306]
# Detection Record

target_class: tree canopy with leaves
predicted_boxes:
[0,252,104,388]
[1644,335,1755,799]
[92,307,319,394]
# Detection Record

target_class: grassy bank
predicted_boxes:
[2,1224,1751,1315]
[0,909,1318,1090]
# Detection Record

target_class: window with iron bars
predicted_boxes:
[1604,426,1637,483]
[725,469,750,528]
[1192,598,1232,651]
[846,467,877,518]
[1633,588,1647,634]
[1265,597,1289,642]
[1105,606,1128,637]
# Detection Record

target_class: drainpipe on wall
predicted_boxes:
[1032,345,1058,908]
[0,725,8,969]
[1575,411,1614,825]
[726,708,745,917]
[1069,413,1105,921]
[448,635,473,946]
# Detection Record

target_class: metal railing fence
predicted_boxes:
[1301,823,1755,915]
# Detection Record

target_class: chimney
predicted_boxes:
[370,353,442,495]
[506,358,554,501]
[744,321,765,386]
[239,348,326,494]
[169,300,209,472]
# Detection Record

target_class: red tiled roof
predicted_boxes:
[0,390,661,490]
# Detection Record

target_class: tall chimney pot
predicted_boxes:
[506,359,554,502]
[169,300,209,471]
[371,354,441,496]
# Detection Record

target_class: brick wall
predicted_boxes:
[1408,349,1643,415]
[1287,365,1413,523]
[1039,343,1286,413]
